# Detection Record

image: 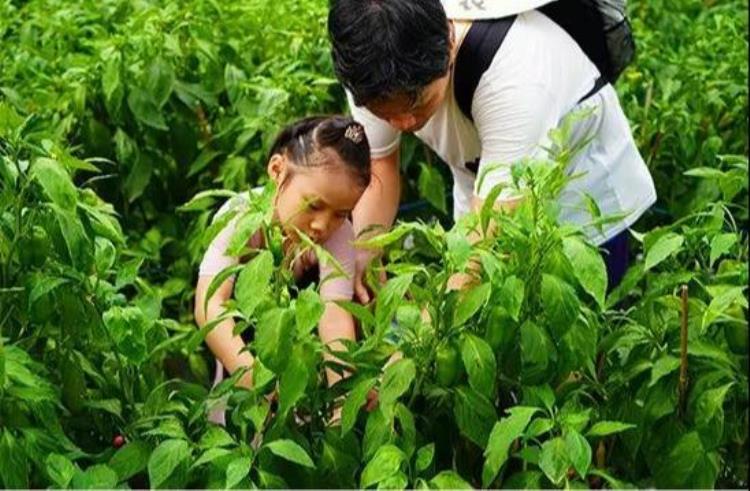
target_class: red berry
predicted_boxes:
[113,434,125,448]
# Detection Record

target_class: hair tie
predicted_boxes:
[344,124,364,144]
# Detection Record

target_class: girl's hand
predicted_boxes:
[354,248,387,304]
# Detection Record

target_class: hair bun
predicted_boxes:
[344,123,364,144]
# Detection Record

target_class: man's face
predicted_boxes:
[365,66,452,133]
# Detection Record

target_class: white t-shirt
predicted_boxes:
[348,10,656,245]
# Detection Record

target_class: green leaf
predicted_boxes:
[295,288,324,333]
[654,432,704,488]
[265,439,315,469]
[255,308,295,373]
[341,377,378,436]
[109,440,150,482]
[192,448,232,468]
[278,352,309,417]
[648,355,681,387]
[127,88,168,130]
[586,421,637,437]
[33,158,77,210]
[146,58,175,108]
[482,406,539,487]
[562,237,607,307]
[0,431,29,488]
[694,383,733,449]
[198,426,236,448]
[415,443,435,473]
[103,306,151,365]
[123,154,153,203]
[225,455,252,489]
[84,398,123,419]
[499,275,524,320]
[379,358,416,419]
[418,163,447,213]
[541,274,579,338]
[453,283,492,327]
[453,386,496,447]
[53,206,92,271]
[538,437,570,485]
[564,430,591,479]
[360,444,405,488]
[709,233,737,267]
[702,286,747,330]
[235,250,274,318]
[645,232,684,270]
[148,439,190,489]
[520,320,553,381]
[72,464,118,489]
[429,470,472,489]
[376,274,414,327]
[460,333,497,399]
[46,453,77,488]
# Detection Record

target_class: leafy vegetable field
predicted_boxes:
[0,0,747,488]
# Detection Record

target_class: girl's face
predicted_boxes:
[268,152,365,244]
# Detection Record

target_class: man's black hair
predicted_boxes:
[328,0,451,107]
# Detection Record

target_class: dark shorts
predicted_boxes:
[601,230,630,292]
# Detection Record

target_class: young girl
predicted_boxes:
[194,115,373,423]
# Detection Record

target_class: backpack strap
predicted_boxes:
[453,16,516,123]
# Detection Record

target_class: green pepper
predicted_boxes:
[19,226,49,268]
[435,342,463,387]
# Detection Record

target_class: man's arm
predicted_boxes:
[351,149,401,302]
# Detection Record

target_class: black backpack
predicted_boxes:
[453,0,636,124]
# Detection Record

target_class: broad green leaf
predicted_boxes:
[72,464,118,489]
[109,440,150,482]
[709,233,737,267]
[541,274,579,338]
[586,421,637,437]
[46,453,77,488]
[429,470,472,489]
[278,352,308,417]
[702,286,747,330]
[654,432,704,488]
[453,283,491,327]
[482,406,539,487]
[376,274,414,327]
[225,455,252,489]
[564,430,591,479]
[146,58,175,108]
[379,471,408,489]
[192,448,232,468]
[538,437,570,485]
[415,443,435,473]
[460,333,496,398]
[123,153,153,203]
[198,426,236,448]
[360,444,405,488]
[363,408,393,460]
[520,320,553,379]
[648,355,681,387]
[694,383,733,449]
[103,306,151,365]
[33,158,77,210]
[645,232,684,270]
[235,251,274,318]
[265,439,315,469]
[226,211,264,255]
[0,431,29,488]
[255,308,295,373]
[418,163,447,213]
[499,275,524,320]
[453,386,496,447]
[562,237,607,307]
[379,358,416,418]
[127,88,168,130]
[341,377,377,436]
[148,439,190,489]
[295,288,324,333]
[53,206,92,271]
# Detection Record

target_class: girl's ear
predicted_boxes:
[267,154,288,185]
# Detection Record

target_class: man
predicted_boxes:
[328,0,656,301]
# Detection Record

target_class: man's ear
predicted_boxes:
[267,154,288,185]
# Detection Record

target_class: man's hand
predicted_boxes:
[352,150,401,304]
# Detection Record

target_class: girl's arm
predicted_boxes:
[195,276,254,388]
[318,302,357,387]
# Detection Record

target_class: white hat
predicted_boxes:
[441,0,556,20]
